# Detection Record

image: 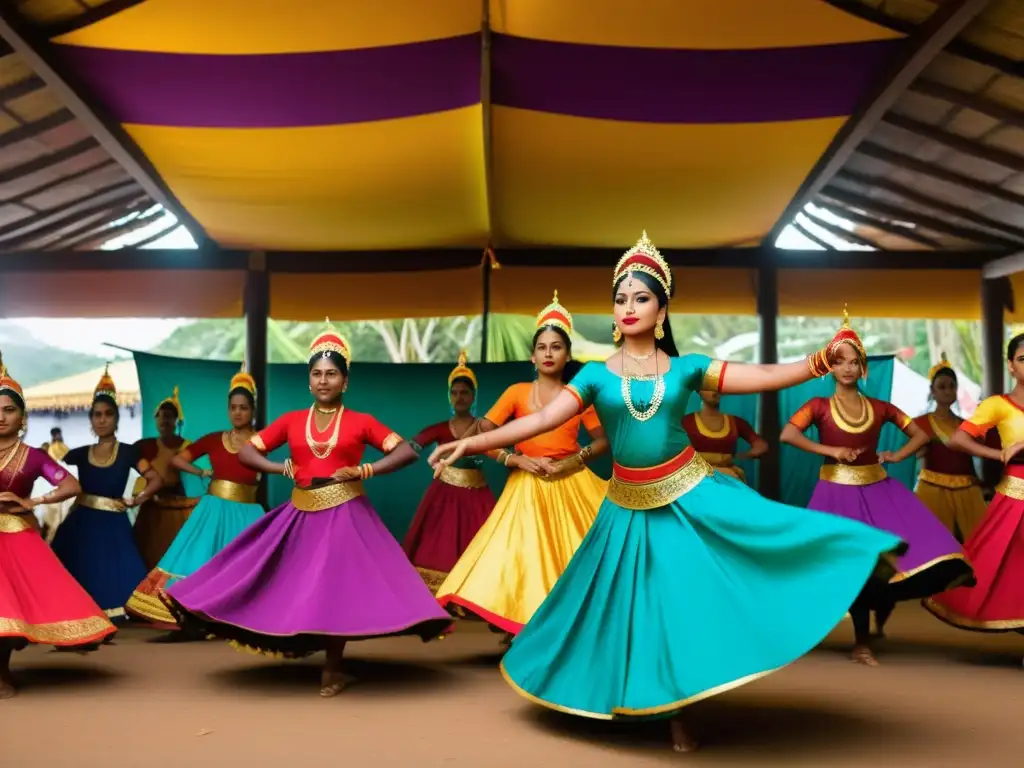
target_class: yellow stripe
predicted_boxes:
[491,0,903,49]
[54,0,480,52]
[124,107,487,250]
[491,107,849,249]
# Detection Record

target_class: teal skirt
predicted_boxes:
[500,472,904,720]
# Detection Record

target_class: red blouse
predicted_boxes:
[181,431,261,485]
[789,396,913,466]
[412,421,460,448]
[681,413,758,455]
[251,407,402,485]
[912,414,976,477]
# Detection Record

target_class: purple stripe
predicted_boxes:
[491,35,903,123]
[56,36,482,128]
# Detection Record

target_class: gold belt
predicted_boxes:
[209,479,259,504]
[0,512,34,534]
[698,451,733,467]
[996,474,1024,501]
[606,451,713,511]
[438,466,489,489]
[917,469,976,490]
[77,494,125,512]
[291,481,364,512]
[819,464,887,487]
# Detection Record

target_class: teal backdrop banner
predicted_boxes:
[134,353,761,537]
[777,355,913,508]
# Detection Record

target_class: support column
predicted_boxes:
[244,252,269,504]
[757,263,780,500]
[480,252,493,362]
[981,275,1010,487]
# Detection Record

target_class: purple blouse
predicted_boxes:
[0,444,68,498]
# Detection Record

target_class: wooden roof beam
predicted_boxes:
[800,207,884,249]
[910,78,1024,128]
[791,217,839,250]
[766,0,995,244]
[0,9,209,244]
[884,113,1024,173]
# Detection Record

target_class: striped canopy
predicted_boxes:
[49,0,904,252]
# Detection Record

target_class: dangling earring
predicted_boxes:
[654,321,665,341]
[612,325,622,343]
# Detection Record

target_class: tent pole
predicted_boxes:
[757,261,781,500]
[244,252,270,506]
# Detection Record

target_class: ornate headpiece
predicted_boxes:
[827,304,868,372]
[230,361,258,398]
[310,317,351,365]
[0,350,23,399]
[613,230,672,296]
[155,385,184,420]
[928,352,955,382]
[448,350,477,390]
[94,363,117,401]
[536,290,573,336]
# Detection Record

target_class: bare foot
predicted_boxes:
[670,717,698,753]
[851,645,879,666]
[319,670,353,698]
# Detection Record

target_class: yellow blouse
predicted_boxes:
[961,395,1024,446]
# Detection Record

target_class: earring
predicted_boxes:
[612,326,622,344]
[655,321,665,341]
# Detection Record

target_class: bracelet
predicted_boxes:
[806,350,831,378]
[580,445,594,462]
[502,452,514,467]
[360,463,374,480]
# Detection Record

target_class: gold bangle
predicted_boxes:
[580,445,594,461]
[362,463,374,479]
[502,452,514,467]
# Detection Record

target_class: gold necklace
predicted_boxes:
[89,441,119,468]
[315,406,338,414]
[832,394,868,427]
[625,349,655,362]
[305,405,343,459]
[0,439,21,476]
[529,381,560,413]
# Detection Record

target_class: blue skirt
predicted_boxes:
[52,504,147,621]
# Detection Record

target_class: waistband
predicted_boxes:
[77,494,125,512]
[996,474,1024,501]
[698,451,733,467]
[291,481,364,512]
[438,466,489,489]
[0,511,34,534]
[819,464,887,487]
[917,469,976,490]
[209,479,259,504]
[606,447,713,510]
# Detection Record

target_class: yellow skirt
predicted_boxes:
[436,466,607,633]
[915,481,987,542]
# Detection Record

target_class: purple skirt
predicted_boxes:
[808,476,974,601]
[164,495,453,657]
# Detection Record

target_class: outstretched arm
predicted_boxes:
[720,360,817,395]
[367,441,418,476]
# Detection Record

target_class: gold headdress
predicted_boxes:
[448,350,477,390]
[928,352,955,382]
[536,290,573,336]
[613,230,673,296]
[230,360,258,398]
[0,350,23,399]
[310,317,351,365]
[94,363,117,401]
[154,385,184,423]
[826,304,868,376]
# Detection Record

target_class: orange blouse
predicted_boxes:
[485,382,601,459]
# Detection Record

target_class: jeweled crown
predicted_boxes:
[613,230,672,296]
[310,317,351,364]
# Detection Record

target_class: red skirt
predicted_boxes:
[924,489,1024,632]
[402,471,495,593]
[0,516,115,647]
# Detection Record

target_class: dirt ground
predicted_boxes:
[4,603,1023,767]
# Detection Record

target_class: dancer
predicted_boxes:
[781,312,973,664]
[164,321,452,697]
[132,387,199,570]
[913,354,988,542]
[430,232,904,753]
[434,292,609,642]
[403,352,496,593]
[924,331,1024,641]
[681,389,767,482]
[0,355,115,698]
[51,366,162,623]
[126,368,264,632]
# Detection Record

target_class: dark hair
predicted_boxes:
[1008,333,1024,361]
[89,395,120,423]
[0,387,25,412]
[612,271,680,357]
[308,350,349,376]
[533,325,581,383]
[449,375,476,393]
[157,402,179,420]
[228,386,256,410]
[931,367,958,388]
[50,427,62,437]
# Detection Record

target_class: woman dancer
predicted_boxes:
[435,292,608,642]
[781,313,972,664]
[430,232,904,753]
[164,322,452,697]
[913,355,988,542]
[126,369,263,632]
[51,367,163,623]
[0,355,116,698]
[403,352,496,593]
[132,387,199,570]
[681,389,767,482]
[924,331,1024,641]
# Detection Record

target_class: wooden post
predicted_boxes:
[244,252,269,506]
[480,254,493,362]
[981,275,1009,487]
[757,262,781,500]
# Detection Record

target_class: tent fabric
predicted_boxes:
[52,1,904,251]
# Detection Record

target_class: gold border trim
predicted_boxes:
[996,474,1024,501]
[381,432,402,453]
[208,479,259,504]
[291,482,364,512]
[923,596,1024,631]
[701,359,726,393]
[606,453,713,510]
[77,494,125,512]
[439,466,489,489]
[917,469,975,490]
[889,552,971,585]
[126,590,177,626]
[694,413,731,440]
[0,512,33,534]
[0,615,114,645]
[819,463,887,486]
